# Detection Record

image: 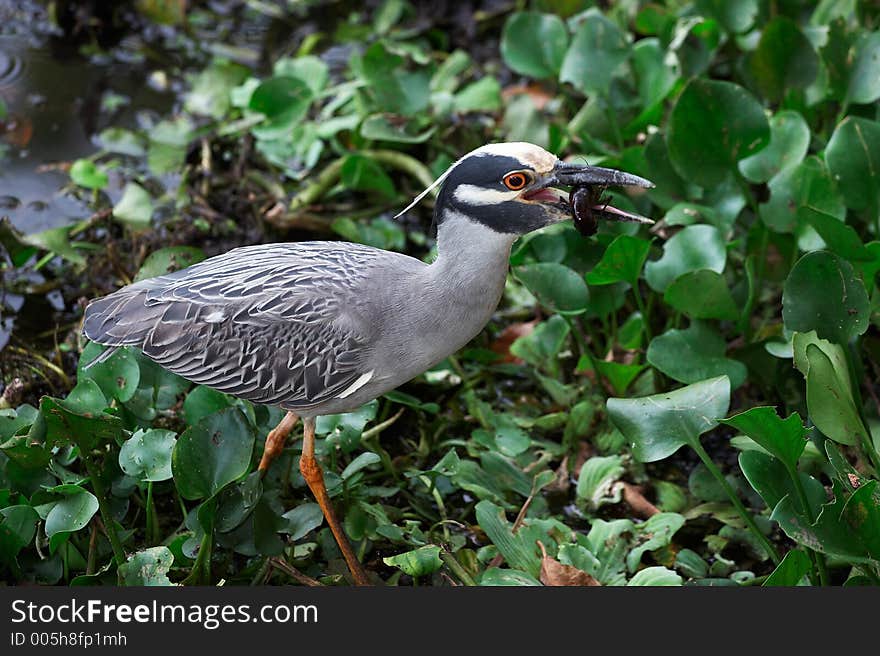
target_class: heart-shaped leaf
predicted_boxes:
[560,9,630,96]
[747,17,818,101]
[826,116,880,212]
[78,343,141,403]
[607,375,731,462]
[586,235,651,288]
[645,225,726,292]
[663,269,739,320]
[515,263,590,315]
[647,322,747,388]
[760,156,845,234]
[501,12,569,79]
[667,79,769,187]
[113,183,153,229]
[738,110,810,183]
[119,429,176,482]
[69,159,108,190]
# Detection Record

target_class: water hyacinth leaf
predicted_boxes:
[747,17,819,101]
[185,59,249,119]
[763,549,811,586]
[782,251,869,345]
[771,482,870,561]
[182,385,233,426]
[664,270,739,320]
[515,263,590,315]
[846,32,880,105]
[501,12,569,79]
[97,127,145,157]
[576,455,624,510]
[645,225,726,292]
[78,342,141,403]
[40,381,124,452]
[626,566,682,586]
[647,322,747,389]
[825,117,880,212]
[792,331,852,395]
[695,0,757,33]
[383,545,443,578]
[841,481,880,560]
[509,315,570,371]
[282,503,324,541]
[40,489,99,539]
[452,77,502,113]
[667,79,769,187]
[119,429,176,482]
[135,246,205,282]
[475,500,541,576]
[738,450,825,512]
[113,183,153,229]
[761,157,845,234]
[721,407,807,470]
[360,115,435,143]
[804,344,866,446]
[69,159,108,190]
[361,42,429,116]
[215,472,262,533]
[607,375,731,462]
[594,361,646,396]
[586,235,651,287]
[119,546,175,586]
[799,206,870,261]
[172,408,256,500]
[560,9,630,96]
[248,76,313,136]
[0,505,39,564]
[738,110,810,183]
[273,56,329,95]
[147,117,192,175]
[340,155,396,198]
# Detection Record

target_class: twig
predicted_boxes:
[269,557,324,587]
[621,482,660,518]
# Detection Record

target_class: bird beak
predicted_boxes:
[550,161,655,224]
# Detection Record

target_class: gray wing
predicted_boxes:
[83,242,382,409]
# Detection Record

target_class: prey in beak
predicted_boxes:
[525,161,655,236]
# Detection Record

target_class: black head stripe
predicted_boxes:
[433,154,529,228]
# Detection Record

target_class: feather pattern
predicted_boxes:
[83,242,384,409]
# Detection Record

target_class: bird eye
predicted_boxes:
[503,172,530,191]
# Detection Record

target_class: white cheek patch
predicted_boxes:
[453,184,520,206]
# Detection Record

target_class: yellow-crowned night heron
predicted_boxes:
[83,142,653,585]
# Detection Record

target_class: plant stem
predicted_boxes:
[632,283,652,342]
[787,465,829,586]
[691,441,781,565]
[440,549,477,586]
[146,482,157,545]
[81,454,127,572]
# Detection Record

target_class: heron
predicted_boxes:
[83,142,653,585]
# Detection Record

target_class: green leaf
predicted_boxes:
[19,226,86,266]
[585,235,651,288]
[667,79,769,187]
[119,547,175,586]
[360,42,429,116]
[846,32,880,104]
[135,246,205,282]
[40,381,124,452]
[804,344,867,446]
[273,56,329,95]
[509,315,570,372]
[359,115,435,143]
[281,503,324,541]
[647,322,747,389]
[664,270,739,321]
[798,206,870,261]
[78,343,141,403]
[383,545,443,577]
[763,549,811,586]
[841,480,880,560]
[185,59,248,120]
[694,0,757,33]
[172,408,256,500]
[69,159,108,190]
[645,225,726,292]
[627,513,685,571]
[0,505,39,565]
[119,428,176,482]
[480,568,542,586]
[182,386,233,426]
[97,127,146,157]
[515,263,590,315]
[747,17,818,102]
[475,500,541,577]
[113,183,153,229]
[761,156,845,234]
[607,375,731,462]
[340,154,396,198]
[626,566,683,586]
[341,452,381,480]
[826,117,880,212]
[248,76,313,137]
[738,110,810,183]
[782,251,870,345]
[594,361,646,396]
[453,77,501,113]
[147,117,192,175]
[39,489,99,539]
[560,9,630,96]
[721,407,806,470]
[576,455,624,510]
[738,450,825,512]
[501,12,569,79]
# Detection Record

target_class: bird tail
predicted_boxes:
[82,282,163,352]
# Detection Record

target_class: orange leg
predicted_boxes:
[299,416,371,586]
[258,411,299,474]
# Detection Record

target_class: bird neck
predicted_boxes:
[430,209,518,279]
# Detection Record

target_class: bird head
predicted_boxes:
[397,142,654,235]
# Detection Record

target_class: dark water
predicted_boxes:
[0,2,172,234]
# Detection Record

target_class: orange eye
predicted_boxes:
[503,172,529,191]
